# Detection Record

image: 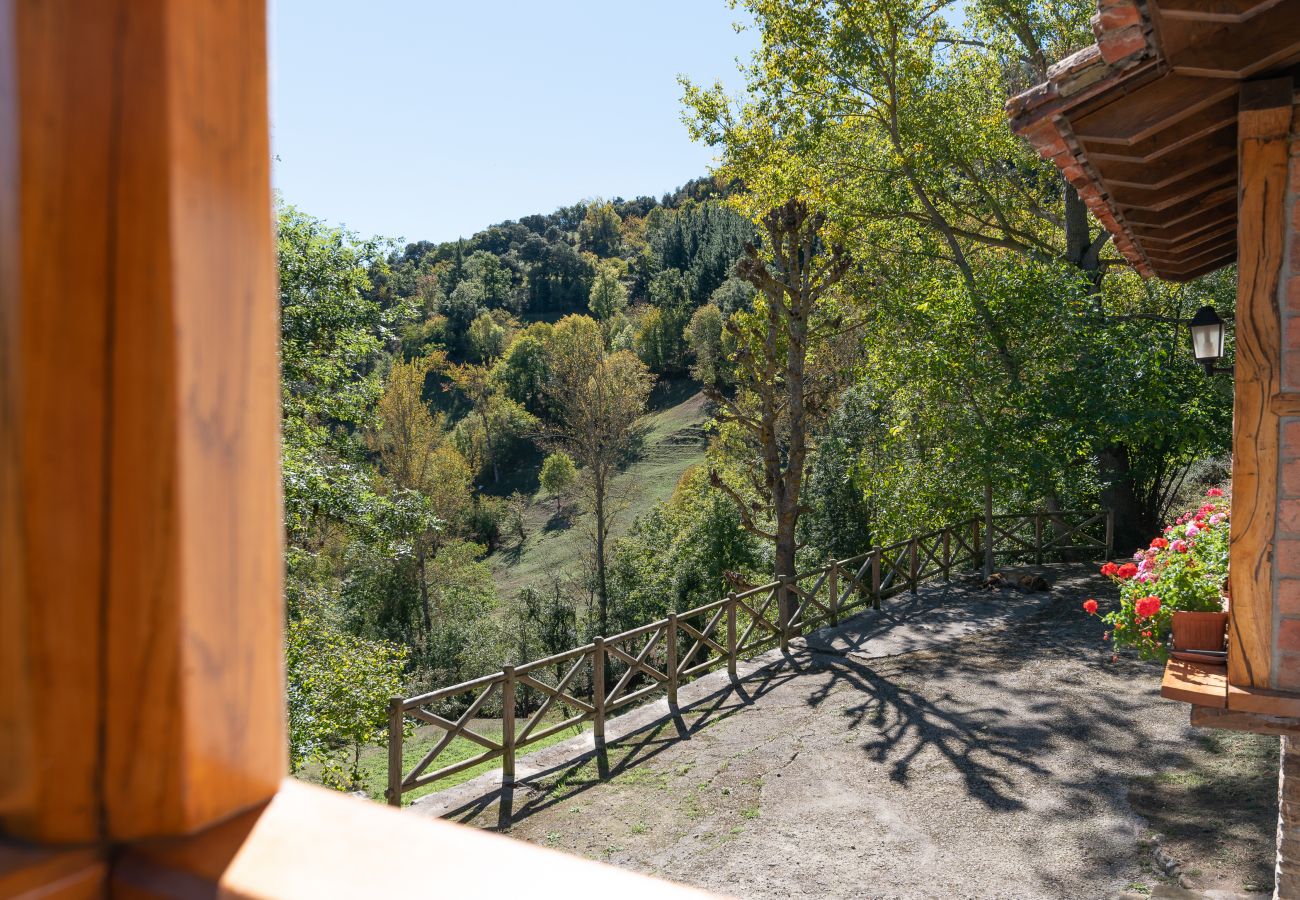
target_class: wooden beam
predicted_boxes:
[1082,102,1235,164]
[1156,253,1239,281]
[1191,705,1300,736]
[1164,4,1300,77]
[1073,75,1239,146]
[1228,76,1294,690]
[1123,184,1238,227]
[0,0,283,844]
[1229,682,1300,716]
[1094,129,1236,189]
[1109,168,1236,211]
[1154,250,1239,278]
[1132,212,1236,244]
[1155,0,1286,23]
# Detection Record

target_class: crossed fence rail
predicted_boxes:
[386,508,1113,805]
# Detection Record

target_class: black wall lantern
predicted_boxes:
[1189,305,1229,375]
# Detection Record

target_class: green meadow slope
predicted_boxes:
[488,377,710,600]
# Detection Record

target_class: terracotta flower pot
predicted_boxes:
[1171,610,1228,652]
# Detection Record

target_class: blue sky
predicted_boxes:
[269,1,758,245]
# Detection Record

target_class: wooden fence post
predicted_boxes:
[972,519,982,570]
[778,578,791,652]
[828,561,840,625]
[942,530,951,582]
[909,538,919,595]
[386,697,404,808]
[982,515,993,575]
[501,666,516,785]
[1104,508,1115,561]
[1034,513,1044,566]
[726,593,738,679]
[592,639,606,745]
[871,549,882,610]
[666,614,679,706]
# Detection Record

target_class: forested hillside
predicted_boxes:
[283,179,768,787]
[287,0,1239,794]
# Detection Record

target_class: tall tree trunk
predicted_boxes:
[417,545,433,662]
[1098,444,1150,556]
[594,474,608,637]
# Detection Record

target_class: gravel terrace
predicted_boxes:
[411,565,1277,899]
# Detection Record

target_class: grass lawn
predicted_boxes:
[1128,728,1278,894]
[488,377,710,599]
[296,718,587,806]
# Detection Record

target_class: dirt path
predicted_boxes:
[413,567,1277,899]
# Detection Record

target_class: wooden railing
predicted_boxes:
[386,508,1113,805]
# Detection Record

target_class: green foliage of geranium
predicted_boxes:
[1091,489,1230,660]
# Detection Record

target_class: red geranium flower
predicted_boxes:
[1083,598,1098,615]
[1135,595,1161,619]
[1116,562,1138,580]
[1172,540,1189,553]
[1150,538,1168,550]
[1141,630,1152,639]
[1100,562,1119,577]
[1207,487,1224,497]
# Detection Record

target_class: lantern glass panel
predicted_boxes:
[1191,322,1223,362]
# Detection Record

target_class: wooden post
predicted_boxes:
[870,549,882,610]
[971,518,981,570]
[1104,507,1115,562]
[909,538,919,595]
[386,699,404,808]
[1229,77,1293,691]
[827,562,840,625]
[1034,513,1044,566]
[501,666,516,785]
[665,615,679,707]
[778,579,790,652]
[942,530,951,582]
[0,0,281,845]
[726,593,738,679]
[592,639,606,745]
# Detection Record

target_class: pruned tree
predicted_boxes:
[546,315,653,636]
[708,200,850,632]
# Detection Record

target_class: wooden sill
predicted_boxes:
[1161,658,1228,707]
[1163,657,1300,720]
[110,779,722,899]
[0,844,105,898]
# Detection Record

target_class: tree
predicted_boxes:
[546,315,654,635]
[579,199,623,257]
[685,303,727,386]
[493,322,553,414]
[588,262,629,324]
[682,0,1231,553]
[286,601,407,790]
[370,354,478,656]
[708,201,850,631]
[447,363,518,483]
[467,310,509,362]
[636,269,693,373]
[539,451,577,515]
